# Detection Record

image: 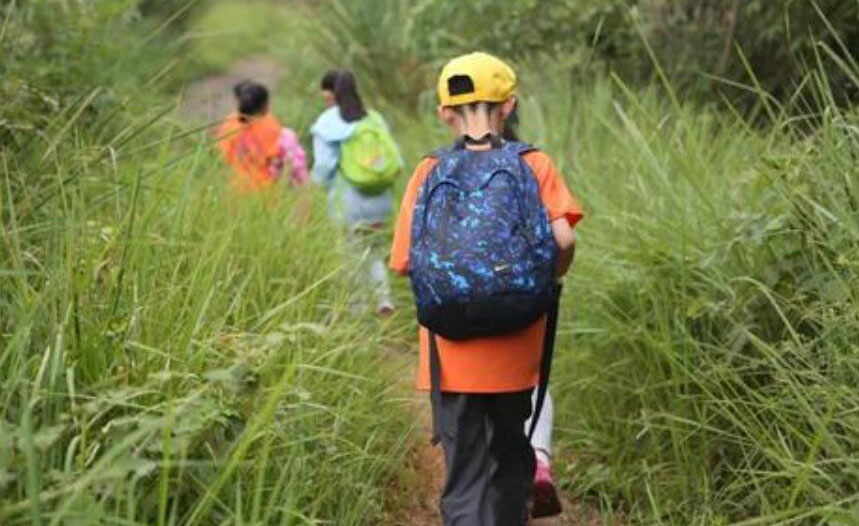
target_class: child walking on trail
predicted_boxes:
[217,81,308,193]
[311,69,403,316]
[389,52,582,525]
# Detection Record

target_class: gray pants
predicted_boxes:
[433,390,536,526]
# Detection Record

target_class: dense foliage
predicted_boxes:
[539,77,859,524]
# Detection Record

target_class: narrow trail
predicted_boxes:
[385,353,607,526]
[179,56,282,124]
[182,57,609,526]
[389,420,605,524]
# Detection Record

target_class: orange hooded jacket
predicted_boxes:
[217,113,283,192]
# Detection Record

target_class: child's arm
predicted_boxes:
[552,219,576,277]
[281,129,309,184]
[311,135,339,188]
[527,151,582,278]
[216,122,238,166]
[390,158,437,276]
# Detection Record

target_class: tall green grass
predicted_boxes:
[1,141,415,524]
[527,59,859,526]
[1,2,415,525]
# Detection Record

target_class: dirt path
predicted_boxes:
[179,56,282,124]
[386,370,607,526]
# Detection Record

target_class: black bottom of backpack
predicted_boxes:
[418,292,552,340]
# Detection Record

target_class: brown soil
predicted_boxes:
[536,498,610,526]
[386,407,445,526]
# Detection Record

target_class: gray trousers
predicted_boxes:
[433,390,536,526]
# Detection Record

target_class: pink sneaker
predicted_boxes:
[531,459,562,518]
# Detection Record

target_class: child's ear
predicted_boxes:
[500,97,517,119]
[437,106,458,129]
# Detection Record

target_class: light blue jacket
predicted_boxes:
[311,106,394,227]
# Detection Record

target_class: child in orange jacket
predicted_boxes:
[390,52,582,525]
[217,81,308,193]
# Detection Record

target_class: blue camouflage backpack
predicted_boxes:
[409,140,558,340]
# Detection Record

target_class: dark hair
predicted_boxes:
[502,105,520,142]
[321,69,367,123]
[453,101,520,142]
[234,81,269,121]
[320,70,338,92]
[233,80,251,98]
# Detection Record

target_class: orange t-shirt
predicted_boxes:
[217,113,282,193]
[389,150,583,393]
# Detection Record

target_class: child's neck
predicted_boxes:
[459,123,499,151]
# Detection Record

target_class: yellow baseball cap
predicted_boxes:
[437,52,517,107]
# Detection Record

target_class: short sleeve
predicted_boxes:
[389,157,437,275]
[523,151,583,228]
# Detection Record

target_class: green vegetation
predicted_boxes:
[185,0,295,77]
[551,80,859,524]
[3,0,859,525]
[2,2,413,525]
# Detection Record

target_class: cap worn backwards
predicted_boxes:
[437,52,517,107]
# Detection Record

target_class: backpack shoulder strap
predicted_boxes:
[528,283,563,440]
[502,140,538,156]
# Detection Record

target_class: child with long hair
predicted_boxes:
[311,69,402,315]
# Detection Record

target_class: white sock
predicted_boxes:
[535,448,551,466]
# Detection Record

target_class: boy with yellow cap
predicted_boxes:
[390,52,582,525]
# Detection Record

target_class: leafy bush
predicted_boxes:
[634,0,859,106]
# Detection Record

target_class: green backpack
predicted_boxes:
[340,112,402,195]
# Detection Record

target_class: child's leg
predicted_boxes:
[434,392,490,526]
[354,225,393,313]
[368,257,393,311]
[344,226,390,310]
[527,389,554,464]
[527,389,562,519]
[485,390,536,526]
